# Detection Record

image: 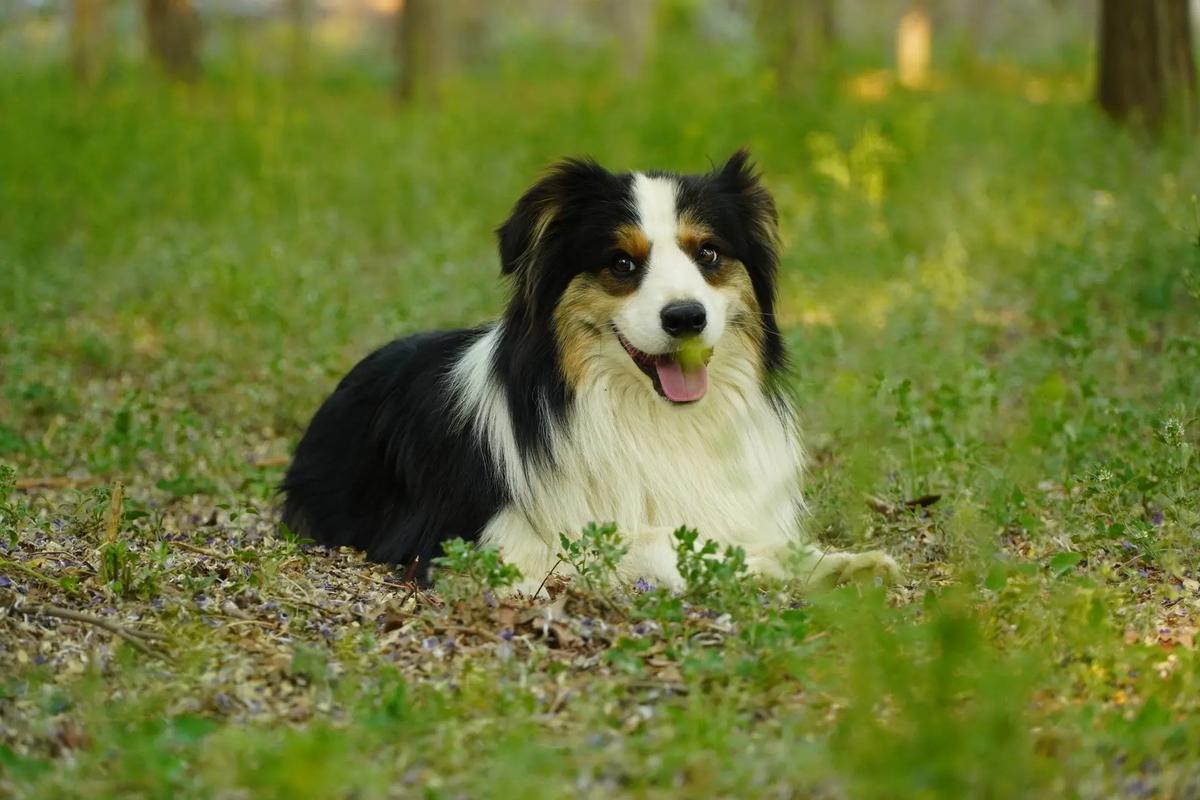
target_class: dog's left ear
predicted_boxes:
[713,149,786,371]
[713,149,779,249]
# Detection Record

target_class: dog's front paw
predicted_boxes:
[800,549,902,589]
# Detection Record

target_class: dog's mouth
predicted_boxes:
[615,329,712,404]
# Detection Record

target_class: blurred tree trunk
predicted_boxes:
[71,0,107,86]
[395,0,453,103]
[286,0,309,81]
[753,0,836,93]
[601,0,657,78]
[1097,0,1197,135]
[897,1,932,89]
[961,0,992,61]
[143,0,201,80]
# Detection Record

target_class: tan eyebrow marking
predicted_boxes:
[676,219,716,255]
[679,216,742,287]
[613,224,651,262]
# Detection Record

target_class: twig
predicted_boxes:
[14,476,101,491]
[0,557,78,594]
[534,558,563,599]
[399,582,421,610]
[402,555,422,584]
[273,594,332,614]
[340,568,409,590]
[547,686,570,714]
[173,540,231,559]
[215,618,277,629]
[865,493,943,518]
[19,603,169,659]
[252,455,290,469]
[20,551,93,568]
[435,623,503,642]
[864,495,897,516]
[625,680,687,694]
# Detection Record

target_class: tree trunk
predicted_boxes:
[754,0,836,93]
[395,0,452,103]
[143,0,201,81]
[897,1,932,89]
[71,0,106,86]
[286,0,309,81]
[1097,0,1197,135]
[602,0,657,78]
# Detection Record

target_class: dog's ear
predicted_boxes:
[713,149,786,371]
[497,158,612,283]
[713,149,779,249]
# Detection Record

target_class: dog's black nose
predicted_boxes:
[660,301,707,336]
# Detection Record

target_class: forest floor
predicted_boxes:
[2,40,1199,799]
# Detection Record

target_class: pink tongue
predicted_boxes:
[655,358,708,403]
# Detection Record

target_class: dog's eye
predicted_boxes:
[611,256,639,277]
[697,245,720,267]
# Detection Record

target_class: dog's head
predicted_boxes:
[497,151,783,405]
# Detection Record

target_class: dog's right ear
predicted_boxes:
[496,158,611,283]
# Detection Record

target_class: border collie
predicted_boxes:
[282,151,898,593]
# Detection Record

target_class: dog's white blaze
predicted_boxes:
[614,174,728,355]
[456,321,808,592]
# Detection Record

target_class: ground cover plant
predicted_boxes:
[2,15,1199,800]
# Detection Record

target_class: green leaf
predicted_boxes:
[0,745,52,781]
[169,715,219,745]
[1048,552,1083,577]
[984,564,1008,591]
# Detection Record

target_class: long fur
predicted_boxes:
[282,151,898,591]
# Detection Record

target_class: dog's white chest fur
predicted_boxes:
[454,326,805,590]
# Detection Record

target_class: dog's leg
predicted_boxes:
[482,511,688,597]
[785,544,902,589]
[619,527,686,592]
[478,507,560,597]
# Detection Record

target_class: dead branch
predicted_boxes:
[18,603,170,659]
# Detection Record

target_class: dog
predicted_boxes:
[281,151,899,593]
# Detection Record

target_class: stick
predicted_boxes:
[14,477,92,490]
[340,568,409,590]
[252,455,290,469]
[402,555,422,584]
[865,493,943,517]
[399,583,421,610]
[173,540,231,559]
[435,623,504,642]
[534,558,563,599]
[0,558,72,593]
[864,495,897,516]
[20,604,169,658]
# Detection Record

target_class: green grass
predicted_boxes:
[2,26,1200,799]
